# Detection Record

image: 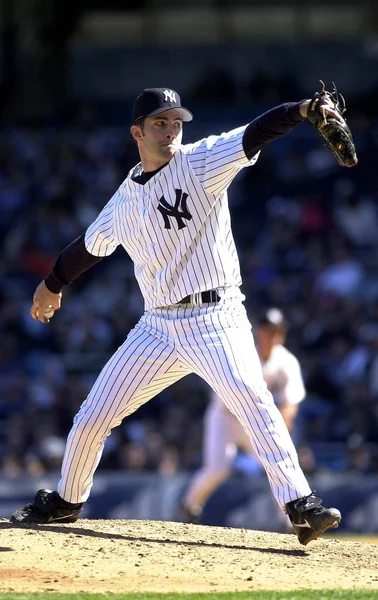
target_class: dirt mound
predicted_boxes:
[0,519,377,594]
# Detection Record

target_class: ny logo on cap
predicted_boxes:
[163,89,176,103]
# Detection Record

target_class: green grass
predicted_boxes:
[0,592,377,600]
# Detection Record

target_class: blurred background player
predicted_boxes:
[182,307,306,524]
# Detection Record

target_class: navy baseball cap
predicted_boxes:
[257,308,288,329]
[132,88,193,124]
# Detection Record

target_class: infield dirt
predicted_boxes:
[0,519,377,594]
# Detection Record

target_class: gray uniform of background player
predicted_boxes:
[183,309,306,519]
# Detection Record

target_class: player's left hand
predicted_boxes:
[30,281,62,323]
[317,94,346,126]
[299,97,344,124]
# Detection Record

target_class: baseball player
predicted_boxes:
[11,87,342,545]
[182,307,306,524]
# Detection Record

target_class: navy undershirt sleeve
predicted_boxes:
[44,233,103,293]
[242,101,305,160]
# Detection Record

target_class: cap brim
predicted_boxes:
[143,106,193,122]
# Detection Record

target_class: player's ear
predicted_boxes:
[130,124,143,142]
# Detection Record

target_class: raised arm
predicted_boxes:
[242,101,306,159]
[242,95,346,159]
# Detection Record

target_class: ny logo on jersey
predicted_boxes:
[163,89,176,103]
[157,189,192,230]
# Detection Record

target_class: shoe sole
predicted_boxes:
[297,512,341,546]
[10,508,81,525]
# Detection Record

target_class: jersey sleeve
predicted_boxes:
[182,125,260,196]
[279,355,306,405]
[84,190,121,257]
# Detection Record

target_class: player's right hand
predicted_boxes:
[30,281,62,323]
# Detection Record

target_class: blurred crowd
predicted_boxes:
[1,68,378,480]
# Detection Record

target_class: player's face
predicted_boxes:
[256,326,284,357]
[131,109,184,169]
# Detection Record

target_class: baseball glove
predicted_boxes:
[307,80,358,168]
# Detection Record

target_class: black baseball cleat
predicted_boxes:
[10,489,83,524]
[286,493,341,546]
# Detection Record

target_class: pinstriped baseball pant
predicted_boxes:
[57,299,311,507]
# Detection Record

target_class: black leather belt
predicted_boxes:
[177,290,220,304]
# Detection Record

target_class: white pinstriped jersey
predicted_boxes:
[212,343,305,411]
[84,125,259,310]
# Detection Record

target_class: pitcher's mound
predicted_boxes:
[0,519,377,594]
